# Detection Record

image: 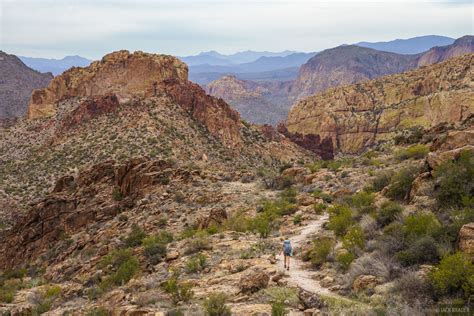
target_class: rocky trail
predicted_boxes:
[277,213,369,310]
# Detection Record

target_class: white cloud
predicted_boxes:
[1,0,472,58]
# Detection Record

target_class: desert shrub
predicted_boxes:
[386,166,418,201]
[350,191,375,214]
[314,203,327,215]
[430,252,474,297]
[394,126,424,145]
[396,236,440,266]
[336,251,355,271]
[312,189,333,203]
[185,253,207,274]
[279,187,297,204]
[271,301,287,316]
[377,201,403,226]
[223,210,250,233]
[378,222,406,255]
[371,170,394,192]
[33,285,62,314]
[203,292,231,316]
[99,249,140,290]
[403,213,441,242]
[185,232,211,254]
[279,162,293,173]
[441,204,474,244]
[162,273,194,304]
[342,226,365,253]
[434,150,473,208]
[293,214,302,225]
[347,253,391,285]
[142,235,168,265]
[249,214,272,238]
[395,144,429,161]
[112,187,124,201]
[124,224,147,248]
[306,162,322,173]
[309,237,334,267]
[328,204,353,236]
[393,271,433,304]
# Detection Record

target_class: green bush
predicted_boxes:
[86,307,109,316]
[377,201,403,226]
[99,249,140,290]
[395,144,429,161]
[342,226,365,253]
[312,189,333,203]
[33,285,62,314]
[185,232,211,254]
[434,150,473,208]
[430,252,474,297]
[142,235,168,265]
[293,214,302,225]
[336,251,355,271]
[185,253,207,273]
[328,204,353,236]
[386,166,418,201]
[203,292,231,316]
[396,236,440,266]
[271,301,287,316]
[124,224,147,248]
[403,213,441,242]
[350,191,375,214]
[314,203,327,215]
[112,187,124,201]
[279,187,297,204]
[371,170,394,192]
[309,238,334,267]
[162,274,194,304]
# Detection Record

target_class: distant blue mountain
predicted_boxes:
[179,50,298,66]
[356,35,455,54]
[19,55,92,75]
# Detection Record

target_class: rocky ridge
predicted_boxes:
[287,54,474,153]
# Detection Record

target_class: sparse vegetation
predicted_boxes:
[185,253,207,273]
[162,272,194,304]
[386,166,418,200]
[395,144,429,161]
[203,292,231,316]
[99,249,140,291]
[328,204,353,236]
[430,252,474,298]
[309,237,334,267]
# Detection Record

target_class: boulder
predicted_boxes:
[459,223,474,259]
[352,275,378,293]
[239,268,270,293]
[298,288,325,309]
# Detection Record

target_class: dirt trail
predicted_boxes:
[277,214,334,296]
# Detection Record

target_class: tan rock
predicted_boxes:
[287,54,474,153]
[352,274,378,293]
[165,251,180,262]
[459,223,474,259]
[239,267,270,293]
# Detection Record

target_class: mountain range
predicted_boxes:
[19,55,92,76]
[355,35,455,54]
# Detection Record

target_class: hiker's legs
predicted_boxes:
[287,256,290,270]
[284,255,287,268]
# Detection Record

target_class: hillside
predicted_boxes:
[287,54,474,153]
[417,35,474,66]
[0,51,53,120]
[0,50,473,315]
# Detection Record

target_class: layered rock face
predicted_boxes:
[206,75,291,125]
[287,54,474,153]
[0,51,52,120]
[27,50,243,147]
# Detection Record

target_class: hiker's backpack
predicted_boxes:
[283,240,292,254]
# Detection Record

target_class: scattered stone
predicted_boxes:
[239,268,270,293]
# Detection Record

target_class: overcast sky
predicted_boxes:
[1,0,472,59]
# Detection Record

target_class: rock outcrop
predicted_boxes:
[459,223,474,260]
[27,50,243,147]
[0,51,52,120]
[287,54,474,153]
[239,268,270,293]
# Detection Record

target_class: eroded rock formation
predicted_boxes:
[287,54,474,153]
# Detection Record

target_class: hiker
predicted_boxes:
[282,238,292,271]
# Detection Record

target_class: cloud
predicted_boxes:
[1,0,472,58]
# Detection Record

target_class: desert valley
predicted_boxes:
[0,1,473,315]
